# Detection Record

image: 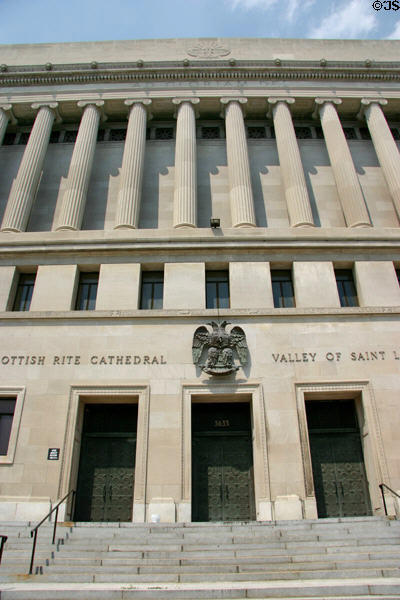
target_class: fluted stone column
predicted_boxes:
[172,98,199,228]
[221,98,256,227]
[360,98,400,223]
[316,98,371,228]
[268,98,314,227]
[56,101,103,231]
[0,104,11,145]
[1,102,57,232]
[114,99,151,229]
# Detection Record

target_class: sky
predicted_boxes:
[0,0,399,45]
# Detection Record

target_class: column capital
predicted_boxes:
[267,97,294,119]
[172,97,200,119]
[312,97,342,119]
[124,99,153,120]
[31,101,61,123]
[125,99,152,107]
[220,97,247,118]
[77,100,107,122]
[0,103,17,125]
[220,97,247,105]
[172,97,200,106]
[357,97,388,120]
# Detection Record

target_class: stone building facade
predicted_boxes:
[0,38,400,524]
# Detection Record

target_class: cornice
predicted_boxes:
[0,229,400,259]
[0,306,399,322]
[1,60,400,88]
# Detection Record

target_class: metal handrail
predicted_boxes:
[29,489,75,575]
[379,483,400,516]
[0,535,7,565]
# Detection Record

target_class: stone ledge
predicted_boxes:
[0,306,399,321]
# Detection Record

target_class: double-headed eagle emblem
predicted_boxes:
[192,321,248,376]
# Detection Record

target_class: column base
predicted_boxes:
[233,222,257,228]
[113,224,137,230]
[173,223,196,229]
[55,226,79,232]
[0,227,22,233]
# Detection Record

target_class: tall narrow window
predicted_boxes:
[13,273,36,311]
[396,268,400,286]
[335,269,358,307]
[75,272,98,310]
[0,398,16,455]
[271,270,295,308]
[206,271,229,309]
[140,272,164,309]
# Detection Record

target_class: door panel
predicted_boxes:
[192,434,255,522]
[74,404,137,522]
[309,432,371,518]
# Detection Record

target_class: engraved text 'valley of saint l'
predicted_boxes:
[192,321,248,376]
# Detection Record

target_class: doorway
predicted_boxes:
[192,402,255,522]
[74,404,138,521]
[306,399,371,518]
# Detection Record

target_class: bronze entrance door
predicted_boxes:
[74,404,137,522]
[306,400,371,518]
[192,403,255,522]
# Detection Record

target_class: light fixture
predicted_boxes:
[210,218,220,229]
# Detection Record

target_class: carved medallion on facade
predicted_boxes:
[187,42,231,59]
[192,321,248,376]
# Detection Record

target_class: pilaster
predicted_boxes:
[268,98,314,227]
[114,100,152,230]
[172,98,199,228]
[55,101,104,231]
[0,104,13,145]
[360,98,400,224]
[1,103,57,232]
[221,98,256,227]
[315,98,371,228]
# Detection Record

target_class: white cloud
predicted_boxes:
[226,0,315,21]
[308,0,377,39]
[387,19,400,39]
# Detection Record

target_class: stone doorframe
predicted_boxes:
[295,380,389,518]
[59,385,150,522]
[179,382,271,522]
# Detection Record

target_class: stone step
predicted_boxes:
[1,578,400,599]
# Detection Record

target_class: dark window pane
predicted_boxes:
[335,269,358,307]
[49,131,60,144]
[155,127,173,140]
[3,132,16,145]
[396,269,400,285]
[140,272,164,309]
[359,127,371,140]
[64,130,78,143]
[201,126,220,139]
[315,127,324,139]
[271,270,295,308]
[247,126,266,139]
[0,398,16,455]
[295,126,312,139]
[109,128,126,141]
[13,273,36,311]
[18,132,30,145]
[97,129,105,142]
[343,127,357,140]
[206,271,229,309]
[390,128,400,141]
[75,273,98,310]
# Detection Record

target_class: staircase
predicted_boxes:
[1,517,400,598]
